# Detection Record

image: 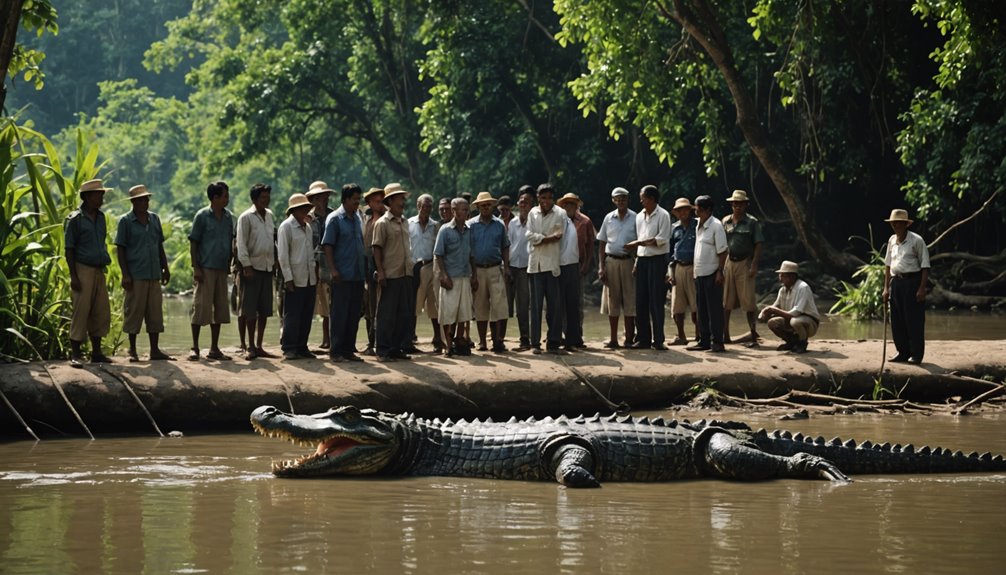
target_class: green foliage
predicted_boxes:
[6,0,59,92]
[829,232,887,320]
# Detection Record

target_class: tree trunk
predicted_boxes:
[0,0,25,111]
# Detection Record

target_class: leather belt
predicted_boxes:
[728,254,751,262]
[415,259,433,266]
[606,253,632,260]
[476,262,502,268]
[892,271,921,279]
[674,261,693,266]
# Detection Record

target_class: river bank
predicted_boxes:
[2,338,1004,439]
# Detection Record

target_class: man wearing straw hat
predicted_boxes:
[115,184,172,362]
[372,183,414,362]
[597,187,637,348]
[758,260,821,353]
[277,192,318,360]
[65,178,114,366]
[306,180,335,351]
[361,186,386,355]
[322,184,366,363]
[468,191,510,353]
[882,208,930,364]
[558,192,595,349]
[665,197,699,346]
[236,183,276,360]
[722,189,764,347]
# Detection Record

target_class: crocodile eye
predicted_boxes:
[339,406,362,422]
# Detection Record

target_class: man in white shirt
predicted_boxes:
[687,195,728,353]
[236,183,276,360]
[408,193,442,353]
[882,209,931,364]
[558,208,581,351]
[507,187,533,350]
[277,193,318,360]
[625,185,671,350]
[526,183,568,354]
[596,187,637,348]
[758,261,821,353]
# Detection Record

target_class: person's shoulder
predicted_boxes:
[746,213,760,223]
[407,214,419,223]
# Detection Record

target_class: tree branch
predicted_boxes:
[928,188,1001,250]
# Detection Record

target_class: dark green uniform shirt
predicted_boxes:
[64,207,112,267]
[188,206,235,270]
[723,213,764,260]
[115,211,165,281]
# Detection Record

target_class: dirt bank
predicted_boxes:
[1,339,1004,439]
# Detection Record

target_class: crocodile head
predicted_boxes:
[250,405,398,477]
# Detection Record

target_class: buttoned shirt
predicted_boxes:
[724,213,764,260]
[408,215,439,263]
[526,206,568,276]
[508,216,530,268]
[115,210,164,280]
[772,279,821,321]
[236,206,275,272]
[596,209,637,256]
[277,215,317,287]
[571,211,596,269]
[322,205,365,282]
[65,207,112,267]
[311,206,334,277]
[372,212,412,278]
[467,215,510,266]
[634,205,671,257]
[885,231,931,275]
[670,217,698,264]
[694,216,728,278]
[559,217,579,266]
[434,220,473,278]
[189,206,235,271]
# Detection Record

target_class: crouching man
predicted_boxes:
[758,261,820,353]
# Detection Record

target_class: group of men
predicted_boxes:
[64,178,930,366]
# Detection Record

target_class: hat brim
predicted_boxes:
[79,188,108,195]
[287,202,313,213]
[382,191,409,204]
[306,189,334,197]
[671,204,694,211]
[884,218,913,224]
[472,199,498,206]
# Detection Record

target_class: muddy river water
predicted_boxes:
[2,411,1004,574]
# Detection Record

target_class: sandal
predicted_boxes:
[207,350,232,361]
[187,350,200,361]
[69,356,85,369]
[128,354,140,363]
[669,337,688,346]
[149,351,174,361]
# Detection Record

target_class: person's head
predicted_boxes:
[438,197,452,221]
[471,192,497,220]
[383,183,409,217]
[517,190,534,216]
[639,185,660,213]
[695,195,714,220]
[307,181,334,212]
[207,181,230,208]
[727,189,749,217]
[365,187,386,215]
[341,183,362,213]
[78,179,107,211]
[497,195,512,220]
[536,183,555,212]
[885,209,913,238]
[416,193,434,220]
[286,193,313,224]
[128,184,152,215]
[451,197,470,223]
[775,260,799,288]
[611,187,629,212]
[670,197,694,223]
[250,183,271,212]
[558,193,581,218]
[461,191,472,204]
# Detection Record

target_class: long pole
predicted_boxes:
[0,388,40,441]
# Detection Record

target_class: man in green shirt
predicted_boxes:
[65,179,114,367]
[188,181,236,361]
[722,189,764,347]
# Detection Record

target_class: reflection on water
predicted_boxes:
[1,415,1004,574]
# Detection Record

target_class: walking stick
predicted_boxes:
[879,298,889,382]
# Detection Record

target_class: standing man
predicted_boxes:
[115,184,172,362]
[65,179,114,366]
[408,193,443,353]
[882,209,930,364]
[322,184,366,363]
[361,186,386,355]
[596,187,637,349]
[507,187,534,351]
[722,189,764,347]
[687,195,728,353]
[307,181,335,351]
[625,185,671,350]
[557,202,582,351]
[758,261,821,353]
[188,181,235,361]
[277,193,318,360]
[434,198,477,357]
[526,184,568,355]
[559,193,596,347]
[236,183,276,360]
[468,191,510,353]
[666,197,699,346]
[372,183,414,362]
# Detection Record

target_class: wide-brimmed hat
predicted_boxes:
[727,189,750,203]
[364,187,385,201]
[671,197,694,211]
[471,191,497,206]
[286,193,312,214]
[557,192,582,207]
[884,209,914,225]
[611,187,629,198]
[79,179,108,196]
[775,260,799,274]
[306,180,334,197]
[127,184,152,200]
[382,182,409,204]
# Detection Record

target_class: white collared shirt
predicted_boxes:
[508,215,530,268]
[407,215,438,263]
[277,214,317,287]
[526,206,568,276]
[885,231,931,274]
[596,208,638,256]
[559,217,579,266]
[693,215,728,277]
[634,206,671,257]
[772,279,821,321]
[236,206,275,272]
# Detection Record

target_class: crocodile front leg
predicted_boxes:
[550,444,601,487]
[702,432,852,482]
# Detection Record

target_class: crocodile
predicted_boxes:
[250,405,1006,487]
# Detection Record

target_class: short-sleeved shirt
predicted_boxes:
[508,216,530,268]
[526,206,567,276]
[277,215,317,287]
[408,215,439,263]
[188,206,235,271]
[885,231,931,274]
[434,220,473,278]
[723,213,764,260]
[572,212,596,267]
[559,217,579,266]
[670,217,698,264]
[65,208,112,267]
[467,215,510,266]
[772,279,821,321]
[114,210,164,280]
[322,205,365,282]
[694,216,728,278]
[236,207,275,272]
[372,212,412,278]
[635,206,672,257]
[596,209,637,256]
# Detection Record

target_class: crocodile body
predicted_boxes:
[250,405,1006,487]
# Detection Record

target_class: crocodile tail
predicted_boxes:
[749,429,1006,475]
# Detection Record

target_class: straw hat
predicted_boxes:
[471,191,497,206]
[557,192,582,207]
[363,187,385,200]
[775,260,799,274]
[382,182,409,204]
[611,187,629,198]
[671,197,694,211]
[306,180,334,197]
[727,189,750,203]
[286,193,312,214]
[78,179,108,196]
[127,184,152,200]
[884,209,913,225]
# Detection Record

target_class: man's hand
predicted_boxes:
[376,269,386,288]
[161,268,171,286]
[598,267,607,285]
[471,276,479,292]
[440,275,453,290]
[193,267,203,284]
[915,286,926,302]
[121,275,133,291]
[285,280,295,292]
[748,262,758,278]
[70,274,81,292]
[714,269,724,286]
[330,269,342,284]
[242,267,253,279]
[882,287,889,303]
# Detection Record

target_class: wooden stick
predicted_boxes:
[928,188,1001,249]
[0,388,40,441]
[952,384,1006,415]
[100,366,164,437]
[42,364,94,440]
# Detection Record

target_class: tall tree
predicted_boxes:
[1,0,57,112]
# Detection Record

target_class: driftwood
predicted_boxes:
[709,386,1006,415]
[952,384,1006,415]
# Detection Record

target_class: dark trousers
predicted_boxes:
[530,271,562,349]
[281,284,316,354]
[695,272,724,347]
[329,280,364,357]
[405,260,425,346]
[634,255,667,346]
[509,266,530,346]
[890,274,926,361]
[559,263,583,346]
[376,276,414,357]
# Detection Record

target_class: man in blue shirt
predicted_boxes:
[434,198,478,357]
[188,181,235,361]
[467,192,510,353]
[322,184,366,362]
[665,197,699,345]
[65,179,114,366]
